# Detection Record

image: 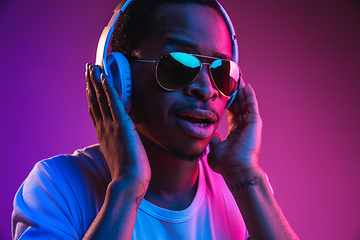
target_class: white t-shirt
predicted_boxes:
[12,145,248,239]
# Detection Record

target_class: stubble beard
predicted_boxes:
[161,143,208,162]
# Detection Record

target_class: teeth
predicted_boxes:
[191,117,210,124]
[193,122,209,127]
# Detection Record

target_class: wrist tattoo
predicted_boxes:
[229,176,258,191]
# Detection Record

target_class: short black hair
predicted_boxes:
[110,0,227,56]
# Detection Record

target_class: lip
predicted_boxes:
[175,109,218,122]
[174,109,218,139]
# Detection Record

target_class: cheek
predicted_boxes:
[129,63,160,111]
[218,96,229,113]
[214,96,229,127]
[129,66,171,130]
[130,63,156,93]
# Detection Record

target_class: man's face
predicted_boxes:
[129,3,232,160]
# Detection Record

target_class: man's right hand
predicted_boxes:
[83,63,150,239]
[85,63,151,192]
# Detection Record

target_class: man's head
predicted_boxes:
[110,0,231,57]
[109,0,234,161]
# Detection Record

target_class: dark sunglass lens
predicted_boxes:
[157,53,201,90]
[211,60,240,96]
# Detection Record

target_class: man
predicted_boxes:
[12,0,299,239]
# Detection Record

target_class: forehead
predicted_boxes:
[138,3,232,59]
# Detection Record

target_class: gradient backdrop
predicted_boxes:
[1,0,360,239]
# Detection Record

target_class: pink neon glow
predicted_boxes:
[1,1,359,239]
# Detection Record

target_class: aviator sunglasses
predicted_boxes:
[134,52,241,97]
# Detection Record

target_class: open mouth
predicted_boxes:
[175,111,218,130]
[177,115,213,126]
[173,110,218,138]
[172,108,219,138]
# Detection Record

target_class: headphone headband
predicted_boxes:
[96,0,239,68]
[95,0,131,67]
[216,2,239,63]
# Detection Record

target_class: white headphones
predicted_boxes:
[95,0,239,113]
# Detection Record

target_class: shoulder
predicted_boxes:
[26,144,110,194]
[12,144,110,239]
[38,144,110,183]
[23,144,111,208]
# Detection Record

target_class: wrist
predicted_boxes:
[221,165,265,191]
[220,161,261,179]
[107,177,149,204]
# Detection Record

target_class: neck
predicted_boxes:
[140,135,200,210]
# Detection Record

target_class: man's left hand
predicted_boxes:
[207,78,263,179]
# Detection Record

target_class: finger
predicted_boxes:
[227,84,246,130]
[86,83,96,126]
[88,107,96,126]
[89,64,112,121]
[101,74,125,119]
[228,80,259,133]
[239,75,245,89]
[243,84,260,115]
[101,73,127,121]
[238,84,248,115]
[101,72,139,145]
[86,63,101,125]
[209,132,222,150]
[228,76,246,115]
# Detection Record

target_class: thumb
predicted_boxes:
[209,133,222,150]
[208,133,224,174]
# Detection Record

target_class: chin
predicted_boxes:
[161,142,208,162]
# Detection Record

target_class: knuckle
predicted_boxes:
[86,88,92,99]
[95,89,103,101]
[112,121,122,132]
[96,124,105,135]
[102,80,108,92]
[107,94,116,106]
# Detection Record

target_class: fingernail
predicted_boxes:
[85,63,89,71]
[101,73,105,83]
[89,64,93,72]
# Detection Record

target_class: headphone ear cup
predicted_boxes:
[104,52,132,113]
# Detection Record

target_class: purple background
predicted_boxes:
[1,0,360,239]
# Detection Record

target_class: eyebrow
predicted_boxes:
[213,52,232,61]
[161,37,232,60]
[161,37,197,51]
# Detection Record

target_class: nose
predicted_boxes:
[184,64,219,101]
